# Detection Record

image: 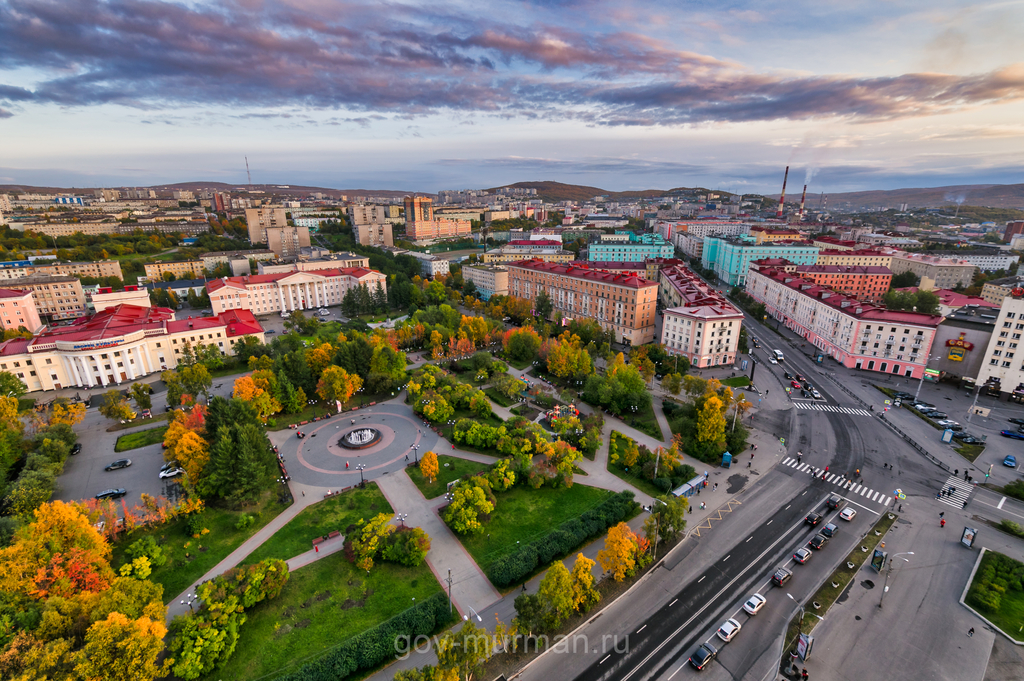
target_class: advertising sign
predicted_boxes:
[961,527,977,548]
[870,549,887,572]
[797,633,814,661]
[941,429,954,443]
[924,368,941,382]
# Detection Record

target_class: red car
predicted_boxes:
[791,380,802,389]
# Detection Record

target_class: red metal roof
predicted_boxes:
[206,267,380,293]
[508,259,657,288]
[0,288,30,299]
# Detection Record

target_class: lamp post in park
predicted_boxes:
[879,552,914,608]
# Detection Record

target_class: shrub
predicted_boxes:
[186,511,206,537]
[235,513,256,531]
[1004,479,1024,502]
[487,491,639,587]
[126,535,168,567]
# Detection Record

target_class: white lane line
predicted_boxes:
[636,625,646,634]
[670,599,678,606]
[668,664,686,680]
[767,520,773,525]
[844,495,882,515]
[723,555,731,562]
[746,536,753,542]
[785,504,791,510]
[600,655,610,664]
[998,497,1006,510]
[698,576,706,583]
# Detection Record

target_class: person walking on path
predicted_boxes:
[941,518,946,528]
[968,628,975,637]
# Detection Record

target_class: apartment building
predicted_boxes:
[793,264,892,302]
[17,275,87,320]
[646,258,686,283]
[0,304,265,392]
[507,260,658,345]
[404,196,472,241]
[816,249,893,268]
[0,289,43,333]
[926,251,1019,273]
[974,293,1024,400]
[981,275,1024,305]
[889,252,976,290]
[265,225,311,259]
[586,233,673,263]
[462,264,509,300]
[750,227,802,244]
[407,252,450,277]
[745,264,942,378]
[207,267,387,316]
[578,262,647,278]
[348,204,390,225]
[812,236,859,251]
[1002,221,1024,243]
[482,246,573,264]
[702,236,818,287]
[0,259,125,282]
[658,265,744,368]
[355,221,394,247]
[90,286,151,313]
[144,260,204,281]
[244,206,289,244]
[201,249,276,271]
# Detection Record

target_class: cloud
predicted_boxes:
[0,107,12,118]
[0,0,1022,128]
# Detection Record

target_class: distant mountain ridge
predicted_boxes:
[778,184,1024,210]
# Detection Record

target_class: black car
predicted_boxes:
[795,374,806,382]
[784,372,794,380]
[893,391,914,400]
[808,533,829,550]
[956,435,982,444]
[1010,418,1024,426]
[689,642,718,671]
[826,494,842,510]
[70,443,82,456]
[805,512,822,527]
[821,522,839,538]
[104,459,132,471]
[95,488,127,500]
[772,567,793,586]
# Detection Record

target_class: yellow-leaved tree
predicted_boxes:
[696,395,726,444]
[570,553,599,612]
[597,522,637,582]
[420,451,439,484]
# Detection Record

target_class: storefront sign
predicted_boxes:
[72,340,122,351]
[946,333,974,362]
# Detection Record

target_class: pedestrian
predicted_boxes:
[964,471,969,481]
[522,584,527,593]
[899,504,903,512]
[968,627,974,637]
[939,512,944,518]
[713,483,718,491]
[748,461,752,468]
[954,469,959,476]
[697,486,701,495]
[405,454,408,461]
[751,452,754,460]
[941,518,946,527]
[345,461,349,469]
[802,669,809,681]
[754,444,758,451]
[301,490,305,497]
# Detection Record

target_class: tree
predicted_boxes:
[0,370,27,398]
[661,373,683,395]
[697,395,726,444]
[75,612,171,681]
[597,522,637,582]
[420,450,439,483]
[420,393,454,424]
[544,332,592,380]
[535,289,553,319]
[128,383,152,411]
[443,484,494,534]
[891,270,919,288]
[569,553,599,613]
[643,495,688,546]
[436,620,490,681]
[316,365,363,405]
[99,389,135,422]
[537,560,574,629]
[915,290,940,315]
[492,373,526,400]
[350,512,395,572]
[305,342,335,380]
[48,399,86,427]
[174,431,209,482]
[178,364,212,402]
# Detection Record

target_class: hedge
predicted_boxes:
[273,591,456,681]
[487,491,638,588]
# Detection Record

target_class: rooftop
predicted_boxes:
[207,266,378,293]
[814,236,859,247]
[507,259,657,288]
[795,265,892,275]
[894,287,996,309]
[0,288,31,299]
[661,265,743,320]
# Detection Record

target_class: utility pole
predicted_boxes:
[446,569,453,614]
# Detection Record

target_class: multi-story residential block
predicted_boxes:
[925,251,1019,272]
[507,260,658,345]
[586,232,673,262]
[90,286,150,313]
[750,227,802,244]
[981,275,1024,305]
[404,196,472,241]
[144,260,204,281]
[974,291,1024,399]
[482,246,574,264]
[702,236,819,287]
[578,261,647,278]
[0,289,43,333]
[675,232,706,259]
[407,252,450,277]
[0,259,125,281]
[812,236,859,251]
[816,248,893,268]
[462,264,508,300]
[745,264,942,378]
[265,225,311,259]
[348,204,390,225]
[889,252,976,290]
[16,275,87,320]
[20,222,209,238]
[207,267,387,316]
[244,206,289,244]
[355,221,394,247]
[1002,221,1024,243]
[658,265,744,368]
[0,304,265,392]
[201,249,276,271]
[793,264,892,302]
[645,258,686,283]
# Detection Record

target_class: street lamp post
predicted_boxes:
[965,383,983,422]
[180,593,197,614]
[913,357,944,401]
[355,463,366,486]
[395,513,408,529]
[786,593,822,675]
[879,551,914,608]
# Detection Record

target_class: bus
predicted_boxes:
[773,349,785,363]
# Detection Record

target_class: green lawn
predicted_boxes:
[504,357,533,371]
[110,491,291,603]
[606,432,666,499]
[453,407,505,429]
[965,551,1024,643]
[106,411,171,432]
[17,397,35,411]
[629,400,664,441]
[458,484,615,573]
[114,425,168,452]
[955,443,986,462]
[406,455,490,499]
[202,554,441,681]
[484,387,515,408]
[244,484,393,564]
[720,376,751,388]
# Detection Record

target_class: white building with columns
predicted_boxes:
[206,267,388,316]
[0,304,265,392]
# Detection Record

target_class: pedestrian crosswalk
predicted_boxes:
[937,474,973,508]
[781,457,893,507]
[792,402,873,417]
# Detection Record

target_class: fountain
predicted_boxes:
[339,427,382,450]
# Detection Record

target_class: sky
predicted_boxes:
[1,0,1023,194]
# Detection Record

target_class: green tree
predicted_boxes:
[915,290,940,315]
[436,620,490,681]
[443,484,494,534]
[127,383,152,411]
[98,389,135,422]
[178,364,212,402]
[504,327,542,362]
[0,370,27,398]
[643,495,688,546]
[534,289,553,320]
[661,373,683,395]
[537,560,574,629]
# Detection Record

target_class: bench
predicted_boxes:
[311,536,325,547]
[328,530,341,539]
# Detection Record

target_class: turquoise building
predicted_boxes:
[586,232,674,262]
[702,236,819,287]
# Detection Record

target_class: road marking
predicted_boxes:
[767,520,773,525]
[668,664,686,680]
[636,625,646,634]
[801,491,807,496]
[746,536,753,542]
[785,504,791,510]
[600,655,610,664]
[670,598,678,606]
[998,497,1006,510]
[724,554,731,562]
[697,576,705,583]
[843,495,881,515]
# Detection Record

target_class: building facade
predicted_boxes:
[745,265,942,378]
[407,252,450,277]
[404,196,472,241]
[792,265,892,302]
[0,259,124,282]
[507,260,658,345]
[90,286,150,313]
[482,247,574,264]
[659,266,744,368]
[245,206,289,244]
[927,251,1019,272]
[207,267,387,316]
[0,289,43,333]
[144,260,204,281]
[16,275,87,320]
[258,253,370,275]
[355,221,394,247]
[463,264,509,300]
[889,253,975,290]
[702,237,819,287]
[812,237,859,251]
[200,249,276,270]
[1002,221,1024,243]
[981,275,1024,305]
[974,293,1024,400]
[815,248,893,268]
[0,305,265,392]
[750,227,802,244]
[265,225,311,259]
[586,233,673,262]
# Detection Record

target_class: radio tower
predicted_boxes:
[776,166,789,219]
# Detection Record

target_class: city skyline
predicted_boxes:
[1,0,1022,193]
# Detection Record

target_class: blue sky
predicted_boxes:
[1,0,1022,194]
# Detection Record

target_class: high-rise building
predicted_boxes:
[1003,221,1024,243]
[265,225,311,260]
[404,196,434,224]
[404,195,471,241]
[245,206,289,244]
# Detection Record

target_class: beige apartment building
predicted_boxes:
[815,249,893,268]
[245,206,289,244]
[207,267,387,316]
[981,275,1024,306]
[200,250,276,271]
[266,225,311,259]
[0,289,44,333]
[889,253,975,290]
[462,264,509,300]
[90,286,151,313]
[659,266,744,368]
[16,275,87,320]
[144,260,204,281]
[355,222,394,247]
[483,247,574,264]
[507,260,658,345]
[0,259,125,282]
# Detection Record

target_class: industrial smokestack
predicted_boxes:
[777,166,789,219]
[799,184,807,220]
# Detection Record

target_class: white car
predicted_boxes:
[159,467,185,479]
[717,618,742,642]
[839,507,857,521]
[768,356,778,365]
[810,389,821,400]
[743,593,767,615]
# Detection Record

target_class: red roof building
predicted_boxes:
[794,264,893,302]
[207,266,387,316]
[658,265,744,368]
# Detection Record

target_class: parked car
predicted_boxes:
[839,507,857,521]
[159,466,185,479]
[104,459,132,471]
[894,391,914,400]
[1009,418,1024,426]
[793,548,812,564]
[70,443,82,456]
[821,522,839,538]
[808,533,830,550]
[161,460,180,472]
[1004,455,1018,467]
[956,435,982,444]
[1001,430,1024,440]
[743,593,767,615]
[936,420,963,431]
[717,618,742,642]
[913,402,935,411]
[772,567,793,586]
[927,412,948,420]
[805,512,822,526]
[140,409,152,418]
[266,329,276,335]
[689,642,718,670]
[95,488,127,500]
